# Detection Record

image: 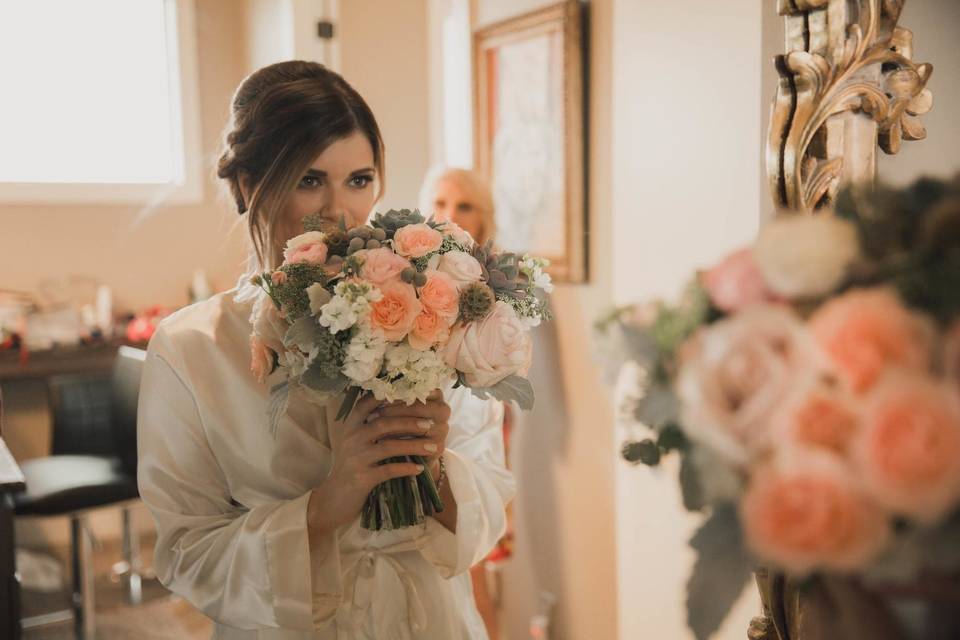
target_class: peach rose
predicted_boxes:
[418,270,460,319]
[282,231,328,266]
[393,223,443,258]
[271,270,288,286]
[853,373,960,523]
[776,379,861,456]
[443,301,532,388]
[408,309,454,350]
[702,248,776,313]
[249,335,275,384]
[368,281,422,341]
[437,250,483,290]
[741,452,891,575]
[809,288,934,394]
[357,247,411,285]
[678,305,825,464]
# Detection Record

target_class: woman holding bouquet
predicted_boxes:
[137,61,515,639]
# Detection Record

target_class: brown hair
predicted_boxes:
[418,166,497,246]
[217,60,385,269]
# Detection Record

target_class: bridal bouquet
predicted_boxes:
[249,209,552,530]
[596,175,960,639]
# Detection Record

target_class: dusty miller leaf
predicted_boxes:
[469,375,534,410]
[686,505,753,640]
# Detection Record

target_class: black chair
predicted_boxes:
[13,346,146,639]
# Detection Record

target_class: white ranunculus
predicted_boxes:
[754,214,860,299]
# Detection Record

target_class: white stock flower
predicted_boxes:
[342,324,387,382]
[359,343,454,404]
[318,281,383,334]
[754,214,860,299]
[521,255,554,293]
[318,296,358,334]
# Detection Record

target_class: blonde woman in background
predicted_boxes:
[419,166,496,246]
[420,167,512,640]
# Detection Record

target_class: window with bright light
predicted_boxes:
[0,0,201,203]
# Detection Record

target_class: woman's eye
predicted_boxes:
[299,175,322,189]
[456,202,475,213]
[349,175,374,188]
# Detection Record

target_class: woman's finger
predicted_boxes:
[364,438,440,464]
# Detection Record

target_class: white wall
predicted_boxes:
[610,1,764,638]
[339,0,431,211]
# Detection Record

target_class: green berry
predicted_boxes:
[413,272,428,287]
[372,228,387,241]
[400,267,416,283]
[365,239,381,250]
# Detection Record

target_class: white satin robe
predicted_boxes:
[136,286,516,639]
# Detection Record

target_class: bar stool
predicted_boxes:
[13,346,145,639]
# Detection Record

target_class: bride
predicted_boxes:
[136,60,515,639]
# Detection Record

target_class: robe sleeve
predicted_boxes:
[136,325,343,630]
[416,389,516,577]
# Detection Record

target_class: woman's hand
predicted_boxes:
[370,390,452,480]
[307,393,446,536]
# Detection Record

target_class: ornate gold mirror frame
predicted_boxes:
[754,1,933,638]
[767,0,932,213]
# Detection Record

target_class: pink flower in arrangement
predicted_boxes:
[677,305,826,465]
[440,220,476,247]
[282,231,328,266]
[249,336,275,384]
[853,373,960,524]
[776,379,861,457]
[444,301,532,388]
[368,281,422,341]
[418,270,460,319]
[702,248,776,313]
[271,270,288,286]
[740,451,891,575]
[809,287,934,395]
[437,251,483,290]
[408,309,454,350]
[944,321,960,395]
[357,247,410,285]
[393,223,444,258]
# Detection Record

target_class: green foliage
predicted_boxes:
[686,505,754,640]
[273,263,328,321]
[369,209,426,240]
[621,439,660,466]
[468,375,535,410]
[459,283,496,322]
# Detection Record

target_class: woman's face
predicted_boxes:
[278,131,379,243]
[432,177,484,243]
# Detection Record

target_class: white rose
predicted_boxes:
[438,251,483,290]
[443,301,532,388]
[754,214,860,299]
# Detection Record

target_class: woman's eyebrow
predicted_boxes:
[350,167,375,176]
[305,168,326,177]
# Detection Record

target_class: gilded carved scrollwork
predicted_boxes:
[767,0,933,212]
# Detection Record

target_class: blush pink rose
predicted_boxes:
[440,220,476,247]
[776,379,861,456]
[418,270,460,319]
[408,309,455,351]
[702,248,776,313]
[443,301,532,388]
[853,373,960,523]
[437,251,483,290]
[678,305,826,464]
[282,231,328,266]
[368,281,422,341]
[393,223,444,258]
[271,270,288,286]
[357,247,411,286]
[249,335,275,384]
[809,287,934,394]
[741,452,891,575]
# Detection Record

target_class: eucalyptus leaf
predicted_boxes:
[302,362,349,394]
[686,505,753,640]
[469,375,535,410]
[634,385,680,430]
[679,453,705,512]
[284,315,327,351]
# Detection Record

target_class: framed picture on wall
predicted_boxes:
[474,0,587,284]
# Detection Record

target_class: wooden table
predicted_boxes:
[0,341,132,383]
[0,436,25,639]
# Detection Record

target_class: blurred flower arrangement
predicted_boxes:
[596,175,960,639]
[250,209,552,530]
